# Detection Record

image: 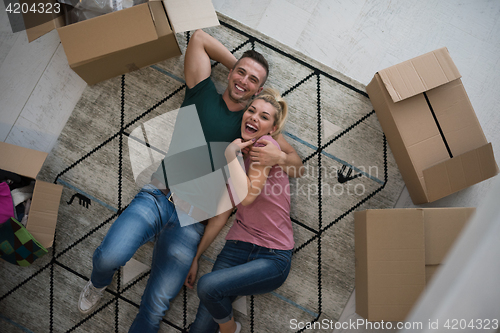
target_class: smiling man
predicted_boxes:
[78,29,303,333]
[181,29,303,175]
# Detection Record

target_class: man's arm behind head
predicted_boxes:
[184,29,237,88]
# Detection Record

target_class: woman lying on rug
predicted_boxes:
[185,88,294,333]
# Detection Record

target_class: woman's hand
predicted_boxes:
[184,259,199,289]
[225,139,254,159]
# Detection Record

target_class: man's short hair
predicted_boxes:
[236,50,269,86]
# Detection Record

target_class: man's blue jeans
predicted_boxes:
[90,184,205,333]
[189,240,292,333]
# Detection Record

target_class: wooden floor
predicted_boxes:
[1,1,499,331]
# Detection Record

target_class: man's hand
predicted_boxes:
[248,138,285,167]
[184,259,199,289]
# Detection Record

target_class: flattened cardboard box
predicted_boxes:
[24,0,219,85]
[354,208,475,322]
[0,142,63,249]
[366,47,498,204]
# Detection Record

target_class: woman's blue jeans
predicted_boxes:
[189,240,292,333]
[90,184,205,333]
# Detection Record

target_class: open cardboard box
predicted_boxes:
[0,142,63,249]
[354,208,475,322]
[24,0,219,85]
[366,47,498,204]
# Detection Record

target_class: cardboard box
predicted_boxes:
[0,142,63,249]
[25,0,219,85]
[366,48,498,204]
[354,208,475,322]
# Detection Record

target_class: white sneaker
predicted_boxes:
[219,321,241,333]
[78,280,106,314]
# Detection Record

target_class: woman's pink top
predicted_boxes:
[226,136,294,250]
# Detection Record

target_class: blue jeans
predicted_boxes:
[189,240,292,333]
[90,184,205,333]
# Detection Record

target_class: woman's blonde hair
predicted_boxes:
[248,87,288,139]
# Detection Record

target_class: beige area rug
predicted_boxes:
[0,13,404,333]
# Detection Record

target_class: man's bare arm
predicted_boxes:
[184,29,237,89]
[275,134,304,178]
[248,134,304,178]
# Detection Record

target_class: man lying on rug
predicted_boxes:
[185,88,294,333]
[77,28,303,333]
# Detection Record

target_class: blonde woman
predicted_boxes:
[186,88,294,333]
